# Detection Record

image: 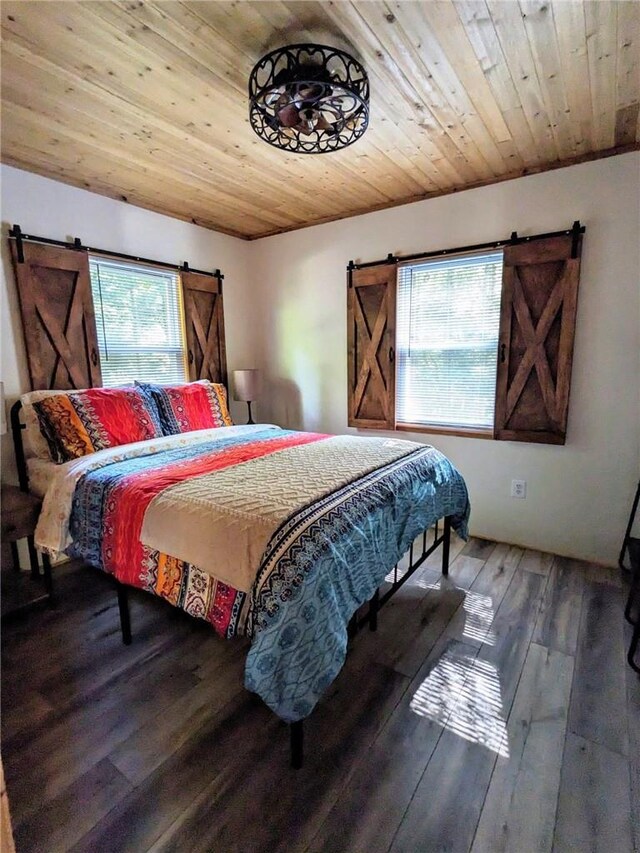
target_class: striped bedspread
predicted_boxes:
[36,425,469,721]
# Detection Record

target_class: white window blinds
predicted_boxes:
[89,257,187,387]
[396,251,503,429]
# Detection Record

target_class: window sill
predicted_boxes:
[395,422,494,440]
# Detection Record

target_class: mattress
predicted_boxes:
[26,458,58,499]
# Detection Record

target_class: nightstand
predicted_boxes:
[1,484,53,616]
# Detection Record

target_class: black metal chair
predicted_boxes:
[620,481,640,674]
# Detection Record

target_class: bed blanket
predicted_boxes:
[35,424,469,721]
[246,442,469,720]
[141,432,426,592]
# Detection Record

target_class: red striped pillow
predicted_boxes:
[33,387,164,463]
[137,381,233,435]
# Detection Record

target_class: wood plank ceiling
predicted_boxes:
[1,1,639,240]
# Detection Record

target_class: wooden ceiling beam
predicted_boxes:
[454,0,542,167]
[550,0,593,158]
[584,0,618,151]
[519,0,582,160]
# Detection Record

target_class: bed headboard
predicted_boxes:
[10,401,29,493]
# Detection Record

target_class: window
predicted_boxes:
[89,257,188,387]
[347,228,583,444]
[396,252,503,430]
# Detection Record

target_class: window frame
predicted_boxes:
[88,253,190,388]
[394,249,503,439]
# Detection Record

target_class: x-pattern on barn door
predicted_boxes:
[9,240,102,390]
[495,234,582,444]
[181,270,227,386]
[348,262,396,429]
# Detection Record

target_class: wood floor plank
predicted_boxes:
[4,641,201,825]
[71,691,280,853]
[476,568,547,710]
[448,553,490,590]
[444,543,523,648]
[532,556,585,655]
[306,638,480,853]
[13,759,132,853]
[2,576,199,708]
[346,572,442,674]
[424,529,467,569]
[380,582,466,677]
[375,538,493,678]
[585,562,623,588]
[108,646,247,784]
[36,612,209,711]
[471,643,574,853]
[553,733,633,853]
[390,558,546,852]
[121,662,409,853]
[348,534,466,675]
[389,693,500,853]
[467,544,524,598]
[0,689,54,742]
[519,548,554,576]
[462,537,498,561]
[568,580,628,756]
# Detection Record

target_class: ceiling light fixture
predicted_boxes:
[248,43,369,154]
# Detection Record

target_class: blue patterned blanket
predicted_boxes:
[62,427,469,722]
[246,443,469,721]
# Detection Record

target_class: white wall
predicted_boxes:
[2,155,638,565]
[0,164,255,483]
[250,152,640,566]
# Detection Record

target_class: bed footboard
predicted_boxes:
[349,514,453,636]
[289,514,453,768]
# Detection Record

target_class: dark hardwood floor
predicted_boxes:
[2,537,638,853]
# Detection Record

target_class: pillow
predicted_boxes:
[137,380,233,435]
[21,389,81,461]
[32,387,164,463]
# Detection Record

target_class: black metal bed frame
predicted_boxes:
[290,515,452,768]
[11,399,453,767]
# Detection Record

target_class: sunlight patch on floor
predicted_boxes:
[410,652,509,757]
[385,566,404,584]
[412,579,497,646]
[416,575,444,592]
[459,590,497,646]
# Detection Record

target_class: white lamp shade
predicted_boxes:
[0,382,6,436]
[233,369,261,402]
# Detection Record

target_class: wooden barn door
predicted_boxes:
[495,233,582,444]
[347,262,397,429]
[181,271,227,385]
[10,240,102,390]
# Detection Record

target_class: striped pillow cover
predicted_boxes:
[136,380,233,435]
[33,387,164,463]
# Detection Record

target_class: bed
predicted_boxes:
[12,391,469,766]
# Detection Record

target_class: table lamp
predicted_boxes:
[233,369,261,425]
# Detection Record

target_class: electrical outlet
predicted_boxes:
[511,479,527,499]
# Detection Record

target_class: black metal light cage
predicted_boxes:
[248,43,370,154]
